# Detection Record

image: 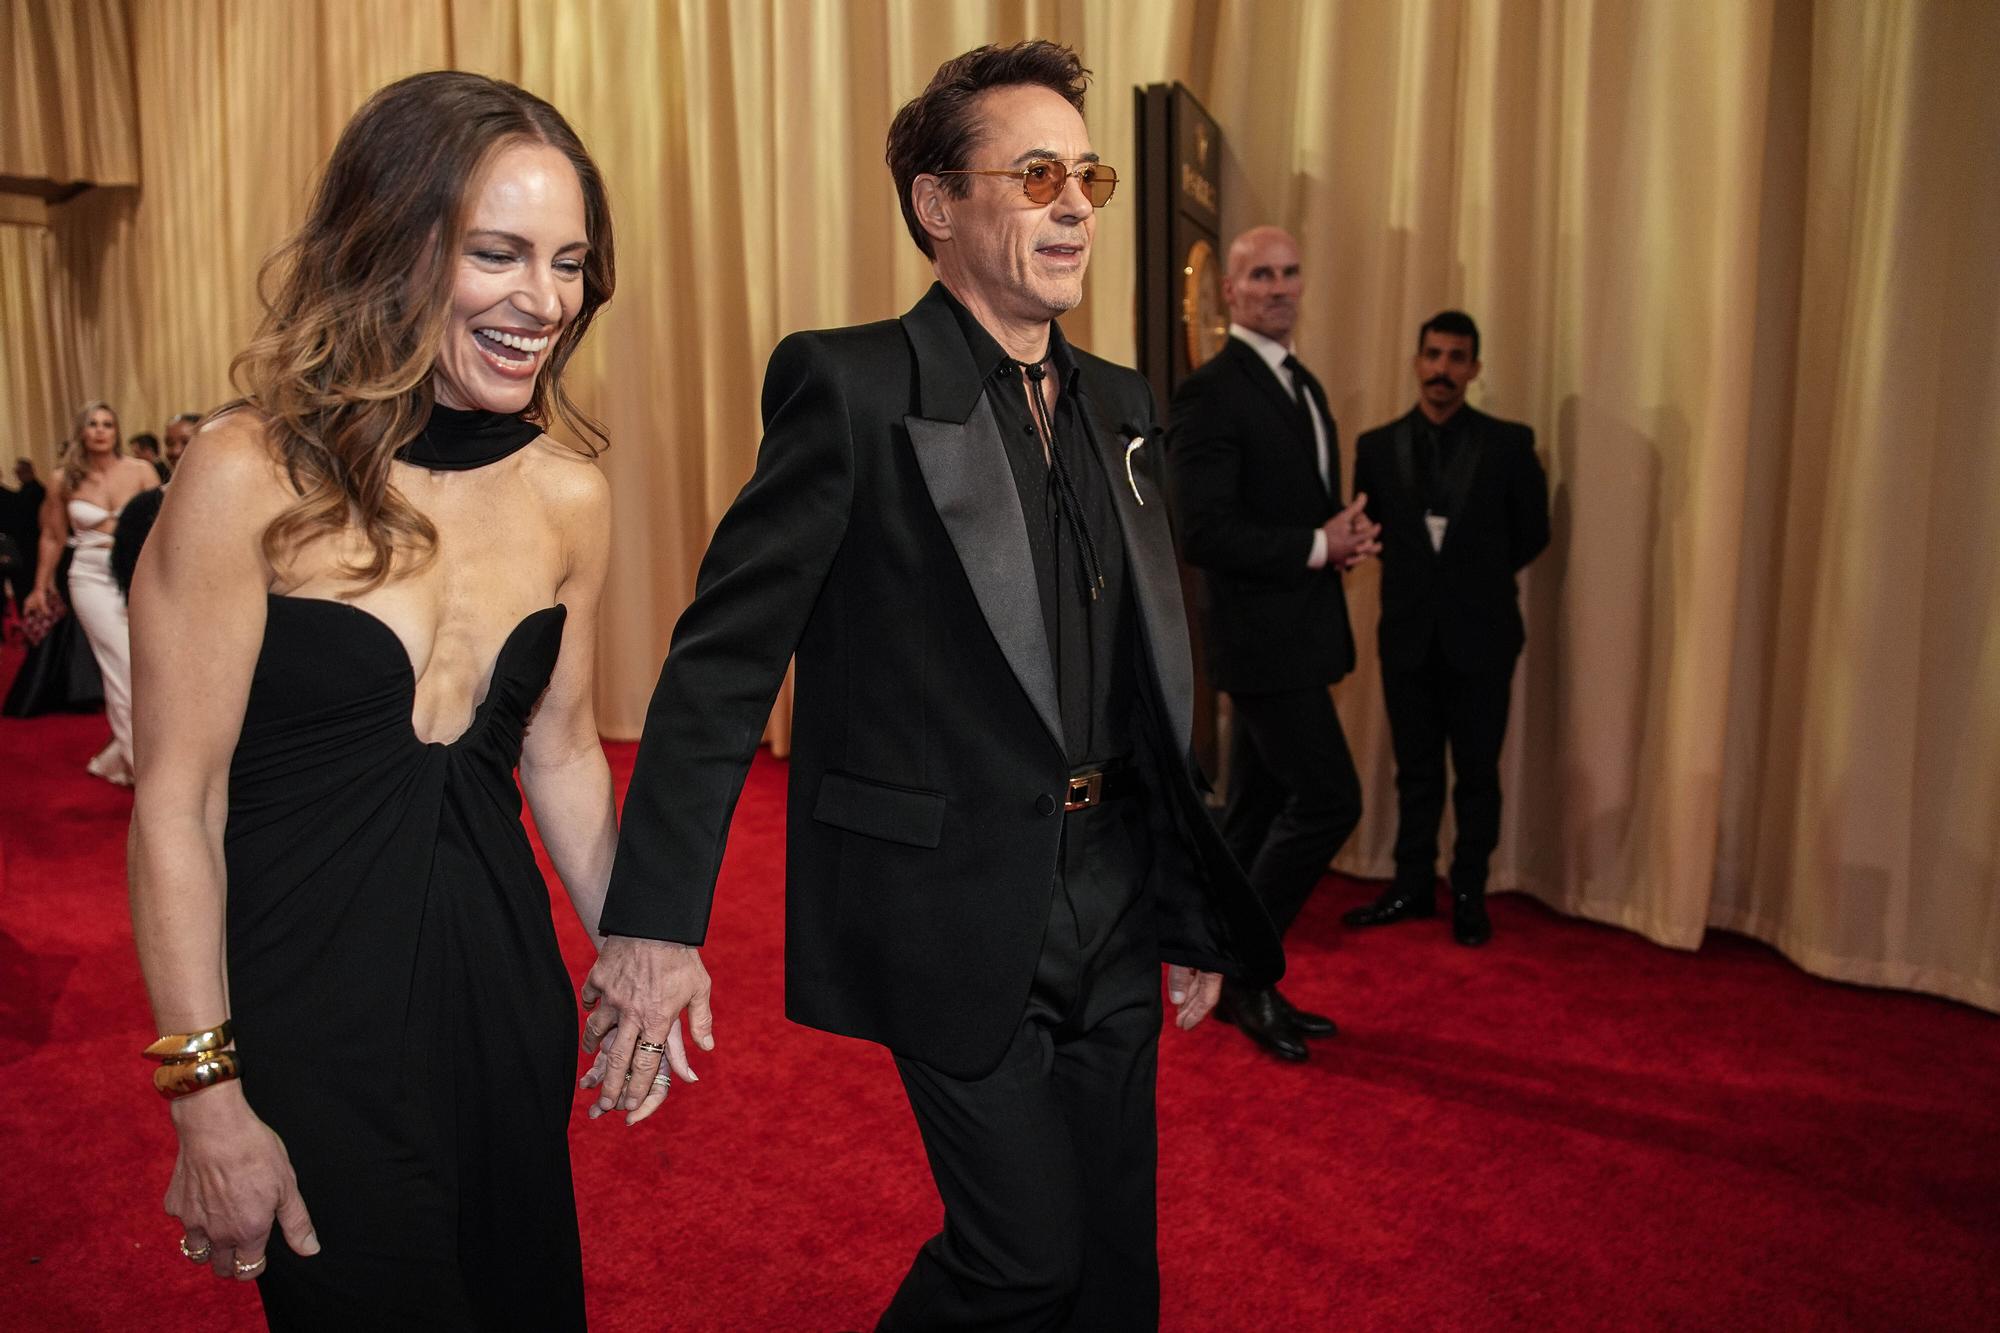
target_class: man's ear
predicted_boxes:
[912,175,953,248]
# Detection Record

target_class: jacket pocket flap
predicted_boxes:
[811,771,946,848]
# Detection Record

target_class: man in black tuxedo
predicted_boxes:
[2,459,46,614]
[1169,226,1379,1062]
[1346,311,1549,945]
[578,41,1281,1328]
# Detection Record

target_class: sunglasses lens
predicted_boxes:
[1019,161,1056,204]
[1019,162,1117,206]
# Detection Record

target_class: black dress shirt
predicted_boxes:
[944,292,1137,773]
[1417,406,1473,512]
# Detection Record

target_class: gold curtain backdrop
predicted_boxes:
[2,0,1995,1013]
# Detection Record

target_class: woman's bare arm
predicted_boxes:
[518,452,618,940]
[128,419,274,1029]
[26,477,70,613]
[127,415,319,1278]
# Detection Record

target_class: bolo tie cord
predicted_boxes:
[1021,361,1107,602]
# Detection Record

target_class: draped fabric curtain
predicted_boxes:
[2,0,1994,1012]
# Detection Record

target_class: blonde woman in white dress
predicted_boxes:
[25,401,161,785]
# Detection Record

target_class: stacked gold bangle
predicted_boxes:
[144,1021,239,1100]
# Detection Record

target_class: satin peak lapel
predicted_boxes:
[1082,402,1195,761]
[906,400,1064,753]
[1394,415,1420,505]
[1438,422,1485,528]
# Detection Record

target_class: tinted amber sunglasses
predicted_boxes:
[936,158,1119,207]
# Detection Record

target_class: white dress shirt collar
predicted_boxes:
[1227,323,1333,508]
[1228,322,1295,383]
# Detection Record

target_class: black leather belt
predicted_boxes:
[1065,763,1137,812]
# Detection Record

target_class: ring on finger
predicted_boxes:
[651,1071,670,1087]
[633,1039,667,1056]
[234,1254,267,1278]
[179,1236,212,1263]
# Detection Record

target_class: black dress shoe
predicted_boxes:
[1452,892,1493,947]
[1217,984,1308,1061]
[1342,885,1437,928]
[1273,987,1338,1038]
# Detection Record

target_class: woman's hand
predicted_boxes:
[21,586,50,620]
[165,1083,319,1281]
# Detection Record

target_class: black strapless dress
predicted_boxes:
[225,595,584,1330]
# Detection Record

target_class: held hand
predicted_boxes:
[578,937,713,1126]
[1166,965,1223,1031]
[21,587,50,620]
[166,1083,319,1282]
[1323,492,1382,569]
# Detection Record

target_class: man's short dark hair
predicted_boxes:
[1418,310,1480,360]
[885,41,1091,259]
[129,432,160,457]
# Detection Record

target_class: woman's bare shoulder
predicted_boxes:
[120,455,163,486]
[170,410,297,517]
[522,436,610,523]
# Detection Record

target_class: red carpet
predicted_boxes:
[3,705,1997,1330]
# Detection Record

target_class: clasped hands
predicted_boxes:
[1324,492,1382,570]
[577,940,1223,1125]
[578,936,714,1126]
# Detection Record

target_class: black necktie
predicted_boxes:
[1283,356,1326,488]
[1418,422,1444,510]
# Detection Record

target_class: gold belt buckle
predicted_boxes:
[1065,772,1103,812]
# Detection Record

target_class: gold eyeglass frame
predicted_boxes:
[935,159,1119,207]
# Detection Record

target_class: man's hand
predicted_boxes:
[1323,492,1382,569]
[1166,964,1223,1031]
[578,937,713,1126]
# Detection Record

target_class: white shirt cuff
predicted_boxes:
[1308,528,1329,569]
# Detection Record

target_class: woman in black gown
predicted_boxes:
[127,73,646,1329]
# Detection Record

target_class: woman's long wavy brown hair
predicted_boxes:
[56,400,124,492]
[231,71,615,588]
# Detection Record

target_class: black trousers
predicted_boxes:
[1221,686,1363,938]
[878,794,1161,1332]
[1381,632,1516,896]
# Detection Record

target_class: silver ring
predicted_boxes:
[651,1072,670,1086]
[234,1254,267,1277]
[633,1039,667,1056]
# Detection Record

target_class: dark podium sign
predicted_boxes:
[1136,82,1226,413]
[1135,82,1226,776]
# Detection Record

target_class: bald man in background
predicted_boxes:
[1168,226,1378,1062]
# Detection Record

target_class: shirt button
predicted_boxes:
[1035,793,1058,816]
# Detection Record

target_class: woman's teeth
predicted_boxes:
[475,328,550,354]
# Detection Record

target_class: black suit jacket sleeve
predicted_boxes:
[1168,369,1316,582]
[597,332,856,944]
[1507,426,1551,571]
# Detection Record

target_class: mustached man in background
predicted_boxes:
[1347,312,1549,947]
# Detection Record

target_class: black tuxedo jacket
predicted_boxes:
[1352,405,1550,675]
[600,284,1282,1079]
[1167,336,1355,694]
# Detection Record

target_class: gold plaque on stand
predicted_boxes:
[1181,238,1228,369]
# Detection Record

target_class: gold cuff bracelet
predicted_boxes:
[154,1051,241,1100]
[144,1021,234,1063]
